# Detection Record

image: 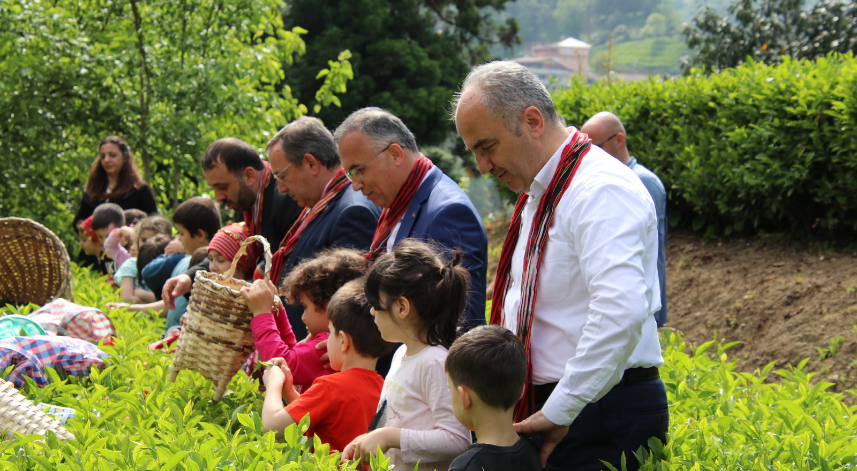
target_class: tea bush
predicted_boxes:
[554,54,857,239]
[1,268,855,470]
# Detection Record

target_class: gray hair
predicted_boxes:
[451,61,564,135]
[266,116,339,169]
[333,107,419,154]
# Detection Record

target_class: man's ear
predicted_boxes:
[388,143,406,167]
[303,153,322,176]
[339,331,353,353]
[521,106,546,139]
[615,133,627,147]
[458,385,473,410]
[242,166,257,187]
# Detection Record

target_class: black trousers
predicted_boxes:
[531,377,669,471]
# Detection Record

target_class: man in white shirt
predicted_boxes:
[453,61,668,471]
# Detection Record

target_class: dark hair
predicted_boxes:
[91,203,125,230]
[172,196,221,240]
[200,137,263,174]
[189,245,209,268]
[446,325,527,410]
[266,117,339,169]
[281,248,369,310]
[123,209,147,227]
[85,136,147,203]
[137,215,172,237]
[365,239,469,349]
[328,278,395,359]
[137,234,171,285]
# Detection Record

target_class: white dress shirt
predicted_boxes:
[502,130,664,427]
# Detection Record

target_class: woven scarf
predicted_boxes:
[365,154,433,261]
[489,130,591,422]
[264,169,351,282]
[244,161,272,265]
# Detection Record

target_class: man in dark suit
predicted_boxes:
[162,137,302,309]
[334,108,488,330]
[266,117,381,339]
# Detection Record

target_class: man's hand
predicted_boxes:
[163,274,192,310]
[315,341,331,370]
[164,238,184,256]
[513,411,569,468]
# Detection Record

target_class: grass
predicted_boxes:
[589,36,690,76]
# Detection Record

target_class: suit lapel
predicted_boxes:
[395,166,441,245]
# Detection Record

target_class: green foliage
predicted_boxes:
[281,0,518,148]
[817,335,845,360]
[683,0,857,73]
[554,54,857,238]
[0,0,352,250]
[589,36,689,75]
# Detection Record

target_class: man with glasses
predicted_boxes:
[334,107,488,330]
[264,116,380,339]
[581,111,668,327]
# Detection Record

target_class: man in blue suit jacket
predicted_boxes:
[267,117,381,340]
[335,107,488,330]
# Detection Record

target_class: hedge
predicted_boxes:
[554,54,857,238]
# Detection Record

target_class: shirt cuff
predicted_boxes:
[541,385,589,427]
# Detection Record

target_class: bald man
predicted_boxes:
[581,112,668,327]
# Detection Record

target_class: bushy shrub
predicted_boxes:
[555,54,857,238]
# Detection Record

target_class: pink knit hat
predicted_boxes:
[208,223,253,275]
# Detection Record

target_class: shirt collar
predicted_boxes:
[528,129,576,200]
[627,156,638,168]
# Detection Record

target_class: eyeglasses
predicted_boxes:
[344,144,393,182]
[272,161,294,182]
[595,133,619,147]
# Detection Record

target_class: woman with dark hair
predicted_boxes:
[72,136,159,267]
[72,136,158,228]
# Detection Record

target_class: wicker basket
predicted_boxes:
[0,218,73,306]
[168,235,271,400]
[0,378,74,440]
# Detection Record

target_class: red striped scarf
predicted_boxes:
[365,154,433,261]
[264,169,351,282]
[244,161,272,266]
[489,130,591,422]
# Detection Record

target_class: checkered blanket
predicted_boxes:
[27,298,115,343]
[0,336,108,387]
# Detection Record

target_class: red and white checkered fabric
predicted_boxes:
[27,299,115,343]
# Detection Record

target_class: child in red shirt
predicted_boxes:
[256,278,395,452]
[243,248,368,391]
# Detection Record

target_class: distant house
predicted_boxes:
[512,37,591,87]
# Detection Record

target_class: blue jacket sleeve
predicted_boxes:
[426,203,488,330]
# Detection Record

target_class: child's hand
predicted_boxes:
[164,238,184,256]
[347,429,398,464]
[262,359,287,389]
[106,302,130,310]
[241,279,277,316]
[118,226,135,246]
[341,434,364,461]
[315,341,332,370]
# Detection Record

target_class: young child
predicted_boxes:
[343,240,472,471]
[123,209,147,227]
[140,196,220,333]
[206,223,254,280]
[445,326,542,471]
[91,202,126,243]
[241,248,368,392]
[259,278,394,451]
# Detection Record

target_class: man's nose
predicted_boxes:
[277,180,288,195]
[475,154,493,175]
[351,179,364,192]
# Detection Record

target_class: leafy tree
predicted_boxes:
[281,0,519,147]
[683,0,857,73]
[0,0,351,248]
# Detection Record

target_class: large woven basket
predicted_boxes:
[168,235,271,400]
[0,218,73,306]
[0,378,74,441]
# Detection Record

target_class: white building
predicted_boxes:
[512,37,592,88]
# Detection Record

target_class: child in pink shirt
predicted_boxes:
[243,248,369,391]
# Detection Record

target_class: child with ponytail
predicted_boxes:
[342,239,471,471]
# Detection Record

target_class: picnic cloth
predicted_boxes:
[0,336,108,387]
[27,298,115,343]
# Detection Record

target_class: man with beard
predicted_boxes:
[162,137,302,309]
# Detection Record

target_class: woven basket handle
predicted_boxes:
[224,235,271,281]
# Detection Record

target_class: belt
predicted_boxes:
[532,367,660,406]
